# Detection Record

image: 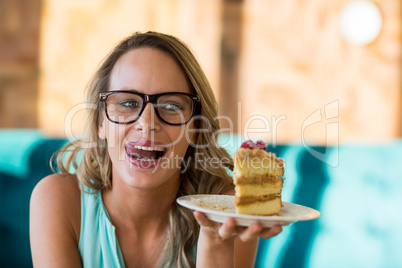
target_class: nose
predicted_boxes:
[134,103,161,133]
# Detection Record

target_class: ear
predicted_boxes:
[98,117,106,140]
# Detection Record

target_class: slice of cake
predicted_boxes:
[233,140,285,215]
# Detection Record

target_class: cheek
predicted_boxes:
[166,126,192,154]
[101,121,128,154]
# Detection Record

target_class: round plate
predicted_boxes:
[177,194,320,227]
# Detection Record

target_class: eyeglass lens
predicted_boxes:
[106,92,194,124]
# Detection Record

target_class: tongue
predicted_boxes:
[130,149,157,160]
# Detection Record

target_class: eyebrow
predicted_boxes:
[108,89,140,93]
[108,89,192,95]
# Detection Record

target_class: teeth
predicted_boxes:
[136,158,154,162]
[133,145,165,151]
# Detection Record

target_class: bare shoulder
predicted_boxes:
[32,173,81,205]
[30,173,82,267]
[31,173,81,238]
[31,173,81,223]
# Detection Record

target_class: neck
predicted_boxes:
[102,170,180,234]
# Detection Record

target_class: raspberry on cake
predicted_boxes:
[233,140,285,215]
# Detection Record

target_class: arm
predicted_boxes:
[194,212,236,268]
[194,211,282,268]
[234,224,282,267]
[30,174,82,267]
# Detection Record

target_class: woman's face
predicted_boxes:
[98,47,195,190]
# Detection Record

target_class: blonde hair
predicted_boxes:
[55,31,234,267]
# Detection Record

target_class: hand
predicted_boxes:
[194,211,282,267]
[193,211,283,243]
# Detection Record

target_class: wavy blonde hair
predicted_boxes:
[55,31,234,267]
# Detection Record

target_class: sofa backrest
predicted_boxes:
[0,130,66,267]
[1,130,401,267]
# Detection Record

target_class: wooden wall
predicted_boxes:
[0,0,41,128]
[1,0,400,145]
[237,0,401,144]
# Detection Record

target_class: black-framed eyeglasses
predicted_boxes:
[99,90,200,125]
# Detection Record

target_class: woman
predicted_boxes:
[30,31,282,267]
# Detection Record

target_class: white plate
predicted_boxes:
[177,194,320,227]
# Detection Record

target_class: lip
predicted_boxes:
[125,139,168,169]
[126,139,167,148]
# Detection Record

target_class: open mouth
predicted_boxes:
[125,143,168,163]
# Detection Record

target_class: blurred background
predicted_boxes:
[1,0,400,143]
[0,0,401,267]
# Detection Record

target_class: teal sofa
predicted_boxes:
[1,130,401,267]
[0,130,66,267]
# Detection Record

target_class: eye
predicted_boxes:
[161,102,183,111]
[119,100,141,108]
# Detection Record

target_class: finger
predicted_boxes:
[218,218,237,239]
[238,222,263,242]
[193,211,215,228]
[259,225,283,239]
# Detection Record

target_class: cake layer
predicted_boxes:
[235,194,279,205]
[234,149,284,177]
[235,180,283,198]
[235,197,282,215]
[234,174,282,184]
